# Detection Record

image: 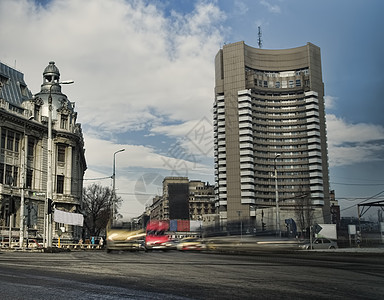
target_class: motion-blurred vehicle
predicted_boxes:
[164,238,180,250]
[301,238,338,250]
[27,239,43,249]
[145,220,170,251]
[106,227,146,253]
[176,237,206,251]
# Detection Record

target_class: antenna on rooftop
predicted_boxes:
[258,26,262,48]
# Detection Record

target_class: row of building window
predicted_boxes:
[33,104,69,130]
[239,98,307,107]
[0,127,67,193]
[260,144,313,149]
[0,163,34,189]
[1,129,20,152]
[252,91,305,98]
[254,184,314,190]
[252,103,307,110]
[254,131,307,136]
[255,125,307,130]
[256,79,304,89]
[1,129,67,161]
[246,67,310,78]
[0,162,65,194]
[0,164,18,186]
[254,138,309,142]
[1,128,35,156]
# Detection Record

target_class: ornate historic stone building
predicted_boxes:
[0,61,86,245]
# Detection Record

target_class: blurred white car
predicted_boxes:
[177,237,206,251]
[301,238,338,250]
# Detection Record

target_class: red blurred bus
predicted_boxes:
[145,220,170,251]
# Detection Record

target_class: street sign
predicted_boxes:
[32,192,46,197]
[314,224,322,234]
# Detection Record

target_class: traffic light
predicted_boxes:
[48,198,53,214]
[9,198,15,214]
[262,222,266,231]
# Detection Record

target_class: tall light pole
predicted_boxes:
[19,116,34,248]
[45,80,74,248]
[237,210,242,241]
[112,149,125,225]
[274,154,281,238]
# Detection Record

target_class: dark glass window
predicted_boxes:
[27,138,34,157]
[26,169,33,189]
[0,163,4,184]
[15,134,20,152]
[6,132,14,150]
[5,165,12,185]
[57,145,66,163]
[57,175,64,194]
[60,115,68,129]
[1,130,5,149]
[13,166,18,186]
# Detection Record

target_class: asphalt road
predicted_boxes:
[0,249,383,299]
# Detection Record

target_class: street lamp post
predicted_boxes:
[112,149,125,225]
[274,154,281,238]
[19,116,34,248]
[45,80,74,248]
[237,210,242,241]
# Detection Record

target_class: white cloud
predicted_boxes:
[259,0,281,14]
[234,0,249,15]
[0,0,221,220]
[0,0,224,133]
[83,133,208,173]
[324,95,337,109]
[83,131,214,219]
[151,116,214,157]
[326,114,384,166]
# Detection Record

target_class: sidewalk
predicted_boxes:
[312,247,384,254]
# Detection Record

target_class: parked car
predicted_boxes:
[301,238,338,250]
[177,237,206,251]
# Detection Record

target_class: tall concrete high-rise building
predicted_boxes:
[213,41,330,232]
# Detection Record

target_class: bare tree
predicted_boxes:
[82,183,122,237]
[294,189,314,236]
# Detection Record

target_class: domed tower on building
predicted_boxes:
[32,61,86,243]
[35,61,76,124]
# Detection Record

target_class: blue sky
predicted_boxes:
[1,0,383,220]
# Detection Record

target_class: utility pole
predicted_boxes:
[112,149,125,226]
[237,210,242,241]
[46,80,73,248]
[19,116,33,248]
[274,154,281,238]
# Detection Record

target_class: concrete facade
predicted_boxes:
[213,42,330,231]
[148,177,215,221]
